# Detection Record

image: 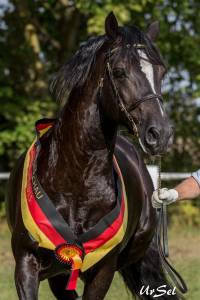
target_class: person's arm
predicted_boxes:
[175,176,200,201]
[151,169,200,208]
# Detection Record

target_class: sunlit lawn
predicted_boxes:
[0,219,200,300]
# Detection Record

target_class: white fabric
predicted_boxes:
[192,169,200,186]
[151,188,179,208]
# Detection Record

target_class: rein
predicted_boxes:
[98,44,187,296]
[156,157,188,295]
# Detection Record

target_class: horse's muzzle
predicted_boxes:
[144,124,174,155]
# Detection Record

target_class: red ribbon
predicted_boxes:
[66,269,80,290]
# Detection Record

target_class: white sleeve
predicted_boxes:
[191,169,200,186]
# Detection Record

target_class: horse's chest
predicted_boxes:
[55,188,116,236]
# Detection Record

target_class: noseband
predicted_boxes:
[98,44,163,137]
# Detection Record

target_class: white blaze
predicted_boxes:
[138,50,164,116]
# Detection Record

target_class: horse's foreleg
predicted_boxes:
[119,236,180,300]
[48,274,79,300]
[14,252,40,300]
[82,255,117,300]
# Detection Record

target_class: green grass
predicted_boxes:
[0,220,200,299]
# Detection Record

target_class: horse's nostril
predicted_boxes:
[145,126,160,146]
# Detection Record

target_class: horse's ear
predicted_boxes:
[146,21,159,42]
[105,12,119,39]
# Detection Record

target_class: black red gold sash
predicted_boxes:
[21,119,128,290]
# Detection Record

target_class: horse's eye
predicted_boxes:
[113,68,126,79]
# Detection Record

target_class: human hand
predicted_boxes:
[151,188,179,208]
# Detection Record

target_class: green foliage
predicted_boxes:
[169,200,200,227]
[0,96,55,168]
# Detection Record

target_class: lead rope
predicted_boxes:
[156,156,188,296]
[157,155,169,257]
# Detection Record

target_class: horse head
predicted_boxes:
[99,12,173,155]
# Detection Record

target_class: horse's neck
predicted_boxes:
[37,87,117,197]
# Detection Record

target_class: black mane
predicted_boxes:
[50,26,165,103]
[49,35,106,102]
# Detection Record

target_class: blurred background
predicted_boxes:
[0,0,200,299]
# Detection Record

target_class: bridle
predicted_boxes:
[98,43,188,296]
[98,43,164,137]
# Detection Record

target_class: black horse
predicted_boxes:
[6,12,177,300]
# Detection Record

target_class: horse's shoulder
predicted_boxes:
[115,134,153,192]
